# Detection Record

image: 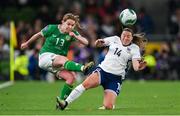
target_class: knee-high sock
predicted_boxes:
[65,84,85,104]
[60,83,73,100]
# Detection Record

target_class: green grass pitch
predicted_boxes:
[0,80,180,115]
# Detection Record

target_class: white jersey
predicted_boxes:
[99,36,141,78]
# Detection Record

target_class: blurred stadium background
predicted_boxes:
[0,0,180,115]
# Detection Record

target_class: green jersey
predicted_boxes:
[40,24,79,56]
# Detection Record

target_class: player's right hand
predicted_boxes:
[95,39,105,47]
[138,60,147,70]
[69,32,76,38]
[21,42,28,50]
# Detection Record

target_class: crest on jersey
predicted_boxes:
[66,36,71,41]
[52,34,57,38]
[127,47,131,53]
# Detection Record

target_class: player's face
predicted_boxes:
[62,19,76,33]
[120,31,133,45]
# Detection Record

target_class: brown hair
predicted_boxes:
[132,33,148,50]
[62,13,82,29]
[123,28,134,35]
[122,28,147,50]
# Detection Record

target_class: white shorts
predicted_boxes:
[39,52,63,74]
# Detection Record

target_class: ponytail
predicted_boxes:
[132,33,148,50]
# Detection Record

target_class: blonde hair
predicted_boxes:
[62,13,82,29]
[132,33,148,50]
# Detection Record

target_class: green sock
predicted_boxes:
[60,83,73,100]
[64,61,83,72]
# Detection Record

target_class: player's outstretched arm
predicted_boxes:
[21,32,43,50]
[69,32,88,45]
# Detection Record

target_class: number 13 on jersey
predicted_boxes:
[56,38,65,46]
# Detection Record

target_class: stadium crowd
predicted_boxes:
[0,0,180,81]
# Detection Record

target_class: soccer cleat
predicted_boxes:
[56,102,60,110]
[56,96,61,110]
[56,96,68,110]
[82,61,94,75]
[59,100,68,110]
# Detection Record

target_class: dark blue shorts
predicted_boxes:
[93,67,122,96]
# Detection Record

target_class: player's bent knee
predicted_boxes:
[54,56,68,66]
[54,60,64,67]
[82,82,92,89]
[82,83,88,89]
[66,76,75,84]
[82,73,99,89]
[57,71,76,85]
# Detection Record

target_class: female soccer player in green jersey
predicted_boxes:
[21,13,94,103]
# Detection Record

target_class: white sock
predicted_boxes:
[66,84,86,104]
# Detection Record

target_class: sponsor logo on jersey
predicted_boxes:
[66,36,71,41]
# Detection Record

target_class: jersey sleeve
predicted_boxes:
[71,30,80,42]
[41,25,54,38]
[103,36,118,46]
[131,44,141,59]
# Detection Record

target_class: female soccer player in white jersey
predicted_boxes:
[21,13,94,103]
[57,28,147,110]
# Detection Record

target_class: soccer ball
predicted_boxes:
[119,9,137,26]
